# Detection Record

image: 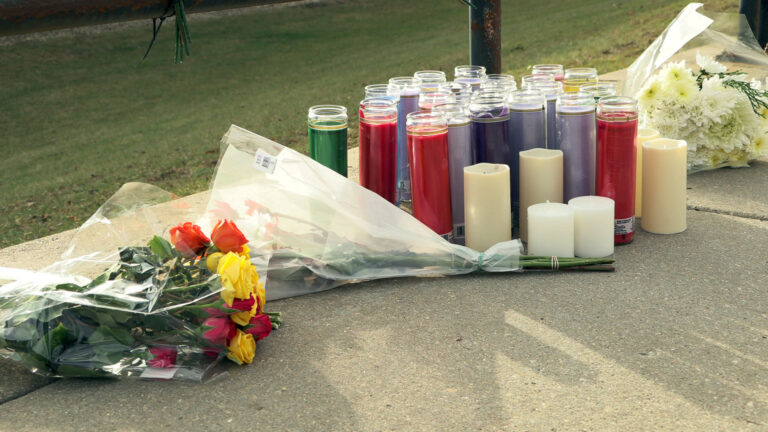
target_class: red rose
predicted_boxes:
[148,346,177,368]
[169,222,211,258]
[244,314,272,341]
[202,316,237,347]
[230,295,256,312]
[210,219,248,254]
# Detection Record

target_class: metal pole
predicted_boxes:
[469,0,501,74]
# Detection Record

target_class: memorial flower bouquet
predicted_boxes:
[636,53,768,172]
[0,219,280,380]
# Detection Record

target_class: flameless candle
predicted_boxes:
[454,65,487,92]
[568,196,614,258]
[407,112,452,237]
[564,68,598,93]
[532,64,564,82]
[359,99,398,203]
[508,89,547,225]
[642,138,687,234]
[524,79,564,150]
[519,148,563,242]
[464,163,512,251]
[433,103,472,244]
[389,76,423,207]
[596,96,639,245]
[308,105,348,177]
[527,202,575,257]
[556,92,596,201]
[634,127,660,218]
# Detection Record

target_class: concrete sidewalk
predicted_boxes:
[2,153,768,430]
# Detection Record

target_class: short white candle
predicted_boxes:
[635,127,660,218]
[464,163,512,251]
[519,148,564,243]
[568,196,614,258]
[642,138,687,234]
[527,202,574,257]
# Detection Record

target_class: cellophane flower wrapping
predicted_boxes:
[0,125,522,380]
[205,125,523,301]
[624,2,768,172]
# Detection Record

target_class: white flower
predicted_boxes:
[661,60,695,84]
[696,52,727,74]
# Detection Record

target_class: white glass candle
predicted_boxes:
[527,202,574,257]
[464,163,512,251]
[642,138,687,234]
[635,127,660,218]
[568,196,614,258]
[519,148,563,242]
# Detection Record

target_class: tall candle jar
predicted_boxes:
[359,99,398,204]
[482,74,517,95]
[532,64,564,82]
[361,84,400,119]
[419,89,455,112]
[407,112,453,237]
[448,81,472,106]
[434,103,472,244]
[414,70,447,92]
[556,92,596,201]
[308,105,348,177]
[596,96,639,245]
[508,89,546,227]
[389,76,422,209]
[564,67,598,92]
[521,73,554,87]
[454,65,487,91]
[524,79,563,150]
[580,81,617,103]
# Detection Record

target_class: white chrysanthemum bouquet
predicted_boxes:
[636,53,768,172]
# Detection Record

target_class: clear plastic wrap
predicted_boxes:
[201,125,524,300]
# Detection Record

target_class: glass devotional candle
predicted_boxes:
[469,94,511,169]
[580,81,617,103]
[433,103,472,244]
[359,99,398,204]
[524,79,563,150]
[308,105,348,176]
[419,90,454,113]
[448,81,472,107]
[556,92,596,201]
[508,89,546,226]
[389,76,422,207]
[596,96,639,245]
[454,65,487,91]
[414,70,447,92]
[532,64,564,82]
[564,67,597,93]
[407,112,453,237]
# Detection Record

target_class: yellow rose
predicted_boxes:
[226,330,256,365]
[216,252,253,306]
[254,281,265,313]
[206,252,223,273]
[238,244,251,260]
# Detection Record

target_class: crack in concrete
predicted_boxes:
[0,380,56,407]
[688,205,768,222]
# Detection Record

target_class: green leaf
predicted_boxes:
[87,325,134,347]
[149,236,174,261]
[32,322,75,360]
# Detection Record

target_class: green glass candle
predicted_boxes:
[308,105,348,176]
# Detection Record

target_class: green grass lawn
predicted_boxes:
[0,0,734,248]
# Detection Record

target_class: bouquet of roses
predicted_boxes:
[636,53,768,172]
[0,219,279,380]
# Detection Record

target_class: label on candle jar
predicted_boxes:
[614,216,634,235]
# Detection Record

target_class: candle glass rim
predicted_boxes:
[365,83,400,101]
[360,98,398,123]
[564,67,598,79]
[413,70,447,82]
[388,76,423,94]
[406,111,448,133]
[521,73,555,86]
[508,88,546,108]
[308,105,348,126]
[597,96,638,120]
[532,64,564,73]
[432,102,470,124]
[556,91,595,111]
[454,65,487,77]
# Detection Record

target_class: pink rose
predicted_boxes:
[244,314,272,341]
[148,346,177,368]
[202,316,236,347]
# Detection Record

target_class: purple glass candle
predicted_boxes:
[454,65,487,92]
[508,89,546,225]
[556,92,596,201]
[433,102,472,244]
[389,76,422,207]
[469,94,512,210]
[524,79,564,150]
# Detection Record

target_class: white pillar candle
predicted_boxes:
[642,138,687,234]
[568,196,614,257]
[635,127,660,218]
[519,148,564,243]
[527,202,574,257]
[464,163,512,251]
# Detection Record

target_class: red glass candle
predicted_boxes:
[359,99,398,204]
[407,112,452,237]
[596,96,639,245]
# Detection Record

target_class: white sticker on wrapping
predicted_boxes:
[140,367,179,380]
[253,149,278,174]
